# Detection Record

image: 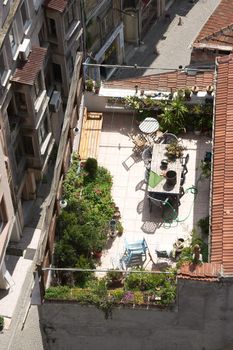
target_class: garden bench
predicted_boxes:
[79,111,103,160]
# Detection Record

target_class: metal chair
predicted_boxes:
[121,238,148,268]
[159,132,179,144]
[142,147,152,166]
[147,193,170,216]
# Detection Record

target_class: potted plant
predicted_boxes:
[176,89,184,99]
[94,81,101,94]
[184,87,191,100]
[85,79,94,92]
[194,117,202,136]
[93,241,104,259]
[116,221,124,236]
[106,269,123,288]
[165,141,185,160]
[206,85,214,95]
[191,85,199,95]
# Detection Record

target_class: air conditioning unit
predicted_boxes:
[19,38,31,61]
[49,90,62,113]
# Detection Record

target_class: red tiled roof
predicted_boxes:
[178,262,222,281]
[103,70,214,92]
[193,0,233,49]
[11,47,47,85]
[44,0,67,12]
[211,54,233,275]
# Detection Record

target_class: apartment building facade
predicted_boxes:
[122,0,174,45]
[83,0,125,80]
[0,0,83,289]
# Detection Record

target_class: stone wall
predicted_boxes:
[39,278,233,350]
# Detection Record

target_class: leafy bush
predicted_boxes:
[166,141,185,159]
[84,158,98,179]
[45,286,70,299]
[55,161,114,279]
[0,316,4,331]
[176,230,209,268]
[198,216,209,235]
[159,97,188,134]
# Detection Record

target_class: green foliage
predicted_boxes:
[159,97,188,134]
[85,79,94,91]
[0,315,4,331]
[55,157,114,277]
[45,286,71,299]
[166,141,185,159]
[198,216,209,235]
[75,255,95,286]
[124,95,158,122]
[116,221,124,235]
[45,269,177,315]
[176,230,209,268]
[106,269,123,283]
[124,269,177,305]
[84,158,98,179]
[200,160,211,178]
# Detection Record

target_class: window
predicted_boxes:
[14,142,24,166]
[38,117,48,145]
[64,2,75,32]
[9,25,18,55]
[67,55,74,78]
[20,1,29,27]
[15,92,27,112]
[48,18,57,38]
[0,52,5,80]
[23,136,34,156]
[101,11,114,40]
[0,196,7,234]
[52,63,62,83]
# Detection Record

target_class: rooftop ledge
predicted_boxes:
[98,87,213,101]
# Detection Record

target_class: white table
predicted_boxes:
[139,117,159,134]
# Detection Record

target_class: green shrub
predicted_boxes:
[197,216,209,235]
[45,286,70,299]
[84,158,98,179]
[0,315,4,331]
[74,255,95,286]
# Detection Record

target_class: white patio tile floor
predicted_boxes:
[98,113,211,271]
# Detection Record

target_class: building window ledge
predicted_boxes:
[24,20,33,35]
[65,20,80,41]
[41,132,52,156]
[1,70,11,87]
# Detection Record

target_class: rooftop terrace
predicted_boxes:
[95,112,211,271]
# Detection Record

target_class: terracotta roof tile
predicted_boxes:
[193,0,233,49]
[44,0,67,12]
[11,46,47,85]
[211,53,233,275]
[103,70,214,92]
[178,262,221,281]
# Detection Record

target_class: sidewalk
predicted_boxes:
[113,0,221,79]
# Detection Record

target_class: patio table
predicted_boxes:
[139,117,159,134]
[148,143,183,195]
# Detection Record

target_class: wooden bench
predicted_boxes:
[79,110,103,161]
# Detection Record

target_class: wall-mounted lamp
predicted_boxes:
[73,127,80,135]
[59,199,68,209]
